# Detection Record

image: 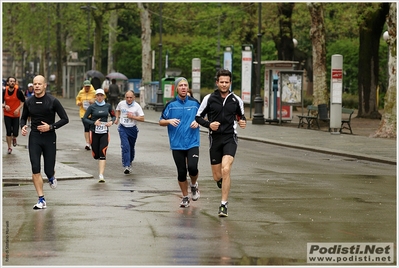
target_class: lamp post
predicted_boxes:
[382,30,389,108]
[46,3,51,94]
[80,4,97,72]
[214,3,222,89]
[252,3,264,124]
[155,3,164,111]
[293,38,298,48]
[292,38,298,69]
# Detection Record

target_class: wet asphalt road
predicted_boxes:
[2,106,396,266]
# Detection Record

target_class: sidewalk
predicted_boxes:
[2,97,396,182]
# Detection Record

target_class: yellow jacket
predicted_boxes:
[76,85,96,118]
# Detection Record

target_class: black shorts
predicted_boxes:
[209,134,238,165]
[81,118,90,132]
[4,116,20,137]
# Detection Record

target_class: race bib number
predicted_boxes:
[122,117,133,124]
[95,122,107,134]
[83,100,90,110]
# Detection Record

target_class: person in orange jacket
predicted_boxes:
[2,76,25,154]
[76,80,96,150]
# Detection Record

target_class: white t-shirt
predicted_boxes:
[116,100,144,128]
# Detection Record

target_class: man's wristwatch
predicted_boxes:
[49,124,53,130]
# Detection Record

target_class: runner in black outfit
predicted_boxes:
[20,75,69,210]
[82,88,116,183]
[195,69,246,217]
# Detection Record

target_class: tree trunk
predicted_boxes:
[371,3,396,139]
[276,3,295,61]
[92,15,103,72]
[308,3,328,105]
[56,3,63,96]
[107,10,118,74]
[138,3,152,84]
[357,3,389,118]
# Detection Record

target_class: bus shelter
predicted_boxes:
[262,61,303,125]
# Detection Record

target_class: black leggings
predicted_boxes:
[29,131,56,178]
[90,132,109,160]
[4,116,19,137]
[172,147,199,182]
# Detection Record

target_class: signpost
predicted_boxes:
[330,54,343,134]
[241,45,252,104]
[191,58,201,101]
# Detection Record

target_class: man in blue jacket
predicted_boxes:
[159,77,201,208]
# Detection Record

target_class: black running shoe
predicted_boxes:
[218,203,228,217]
[124,167,130,174]
[216,178,222,189]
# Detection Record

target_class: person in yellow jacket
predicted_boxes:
[76,80,96,150]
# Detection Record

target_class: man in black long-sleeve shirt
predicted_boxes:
[20,75,69,210]
[195,69,246,217]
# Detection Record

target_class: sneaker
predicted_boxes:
[12,138,17,147]
[218,202,228,217]
[123,166,130,175]
[85,145,91,150]
[48,177,57,189]
[180,196,190,208]
[191,183,200,201]
[98,174,105,183]
[7,148,12,154]
[216,178,223,189]
[33,198,47,210]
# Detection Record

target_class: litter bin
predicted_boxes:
[146,81,159,106]
[162,77,176,105]
[127,78,142,97]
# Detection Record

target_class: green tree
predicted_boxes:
[308,3,328,105]
[372,3,397,139]
[357,3,390,118]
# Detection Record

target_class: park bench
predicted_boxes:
[326,107,354,134]
[298,104,354,134]
[320,106,354,134]
[297,105,319,129]
[339,107,355,134]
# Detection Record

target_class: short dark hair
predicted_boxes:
[216,69,231,81]
[7,76,16,82]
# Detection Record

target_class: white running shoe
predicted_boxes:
[33,198,47,210]
[48,177,57,189]
[191,183,200,201]
[180,196,190,208]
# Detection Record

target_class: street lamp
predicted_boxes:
[292,38,298,68]
[80,4,97,72]
[382,30,389,107]
[46,3,51,94]
[293,38,298,48]
[252,3,264,124]
[383,31,389,42]
[155,3,164,111]
[215,3,222,89]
